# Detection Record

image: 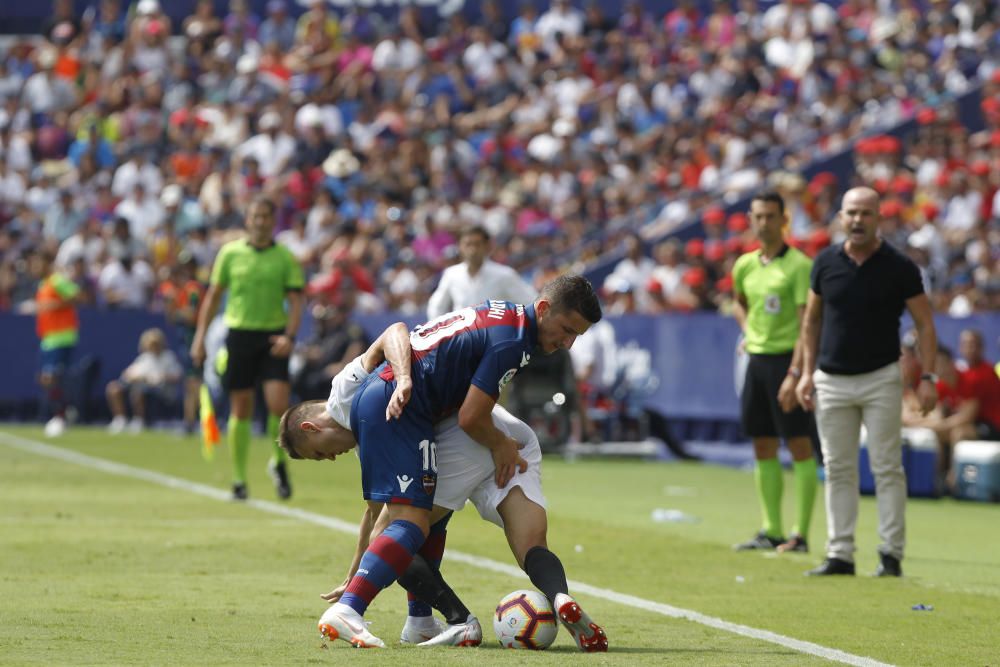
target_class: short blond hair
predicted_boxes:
[138,328,167,353]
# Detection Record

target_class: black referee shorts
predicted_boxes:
[740,352,812,439]
[223,328,290,391]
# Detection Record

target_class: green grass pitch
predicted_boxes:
[1,425,998,666]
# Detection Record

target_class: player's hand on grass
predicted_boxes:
[795,374,816,411]
[320,580,350,604]
[778,375,798,413]
[386,375,412,421]
[269,334,294,358]
[493,438,528,488]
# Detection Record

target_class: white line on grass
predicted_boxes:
[1,431,892,667]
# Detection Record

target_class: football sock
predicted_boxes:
[341,520,425,617]
[405,513,451,618]
[755,458,784,538]
[266,413,285,465]
[398,553,471,625]
[792,457,818,538]
[523,546,568,606]
[228,416,251,485]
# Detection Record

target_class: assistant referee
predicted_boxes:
[732,191,817,554]
[191,196,305,501]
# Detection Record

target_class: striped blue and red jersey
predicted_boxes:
[380,300,538,420]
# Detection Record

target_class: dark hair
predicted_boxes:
[277,400,325,459]
[540,274,602,324]
[751,190,785,214]
[459,225,490,242]
[249,195,277,216]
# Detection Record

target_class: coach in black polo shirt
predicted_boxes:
[795,186,938,578]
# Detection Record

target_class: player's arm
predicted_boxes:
[778,305,806,412]
[358,322,413,420]
[270,289,303,357]
[458,385,528,488]
[320,501,385,604]
[906,292,938,416]
[795,290,822,411]
[190,284,224,369]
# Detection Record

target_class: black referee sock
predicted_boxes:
[397,553,471,625]
[523,546,569,606]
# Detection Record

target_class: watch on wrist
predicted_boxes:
[921,372,938,384]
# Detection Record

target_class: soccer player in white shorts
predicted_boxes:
[277,323,608,652]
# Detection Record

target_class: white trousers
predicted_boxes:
[814,362,905,562]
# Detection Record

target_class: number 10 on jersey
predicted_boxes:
[419,440,438,473]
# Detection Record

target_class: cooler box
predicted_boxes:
[952,441,1000,502]
[858,428,940,498]
[903,427,941,498]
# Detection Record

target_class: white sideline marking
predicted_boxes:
[0,432,892,667]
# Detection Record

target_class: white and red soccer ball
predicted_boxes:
[493,590,558,650]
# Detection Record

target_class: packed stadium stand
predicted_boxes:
[0,0,999,439]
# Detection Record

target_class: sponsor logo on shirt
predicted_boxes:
[498,368,517,392]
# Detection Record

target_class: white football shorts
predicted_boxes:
[326,357,546,527]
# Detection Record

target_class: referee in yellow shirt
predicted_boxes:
[732,191,817,553]
[191,196,305,501]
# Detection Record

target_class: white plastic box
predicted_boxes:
[952,440,1000,502]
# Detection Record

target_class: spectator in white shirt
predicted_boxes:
[98,250,156,309]
[233,109,295,179]
[112,149,164,198]
[535,0,584,55]
[106,327,183,433]
[426,225,535,319]
[55,217,105,270]
[114,182,165,244]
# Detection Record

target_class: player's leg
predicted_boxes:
[320,377,435,647]
[40,346,72,437]
[398,509,482,646]
[106,380,128,433]
[222,330,263,500]
[735,355,785,549]
[807,370,861,575]
[497,487,607,652]
[861,365,905,575]
[262,376,292,499]
[779,434,817,553]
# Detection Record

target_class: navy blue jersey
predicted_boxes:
[380,300,538,419]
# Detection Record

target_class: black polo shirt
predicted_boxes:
[811,240,924,375]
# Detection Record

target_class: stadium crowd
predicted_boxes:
[0,0,998,321]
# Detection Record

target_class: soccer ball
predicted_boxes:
[493,590,558,650]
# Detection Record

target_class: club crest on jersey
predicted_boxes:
[520,352,531,368]
[498,368,518,392]
[422,473,436,495]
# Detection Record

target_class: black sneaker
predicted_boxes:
[232,482,248,501]
[734,531,784,551]
[874,552,902,577]
[777,534,809,553]
[269,461,292,500]
[805,558,855,576]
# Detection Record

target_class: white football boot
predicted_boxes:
[418,615,483,647]
[317,605,385,649]
[399,616,447,644]
[554,593,608,652]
